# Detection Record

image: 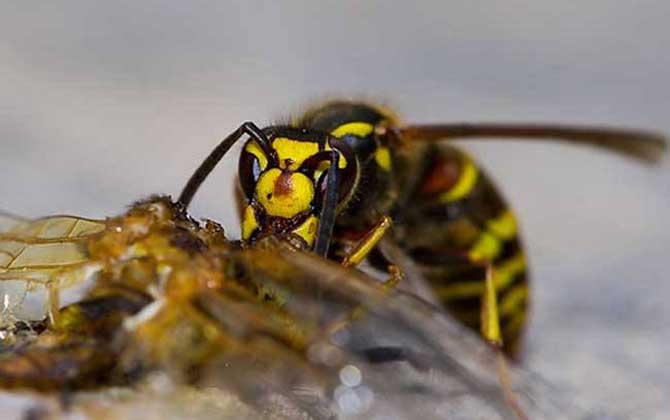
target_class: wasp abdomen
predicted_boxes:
[393,145,529,356]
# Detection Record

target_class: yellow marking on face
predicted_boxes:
[241,205,258,240]
[374,146,392,171]
[439,155,478,203]
[487,210,517,240]
[244,141,269,171]
[293,215,318,247]
[273,138,319,170]
[468,231,501,261]
[331,122,374,138]
[256,168,314,218]
[499,285,528,316]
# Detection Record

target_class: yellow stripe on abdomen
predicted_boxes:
[434,251,527,300]
[439,154,478,203]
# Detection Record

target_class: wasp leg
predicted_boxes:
[325,217,400,335]
[341,216,392,268]
[327,218,422,371]
[481,264,529,420]
[407,244,527,358]
[496,351,529,420]
[323,217,397,336]
[342,218,403,306]
[382,263,404,291]
[481,264,502,347]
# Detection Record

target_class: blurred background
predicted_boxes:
[0,1,668,418]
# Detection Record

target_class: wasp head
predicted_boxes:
[238,127,358,249]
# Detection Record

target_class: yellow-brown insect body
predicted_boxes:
[0,197,325,390]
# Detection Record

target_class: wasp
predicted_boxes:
[178,99,666,356]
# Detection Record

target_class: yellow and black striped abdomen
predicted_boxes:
[392,145,529,356]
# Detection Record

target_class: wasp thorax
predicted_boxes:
[255,168,314,218]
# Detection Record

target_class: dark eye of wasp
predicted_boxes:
[238,143,263,199]
[297,139,357,208]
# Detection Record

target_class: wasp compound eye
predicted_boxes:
[239,139,270,199]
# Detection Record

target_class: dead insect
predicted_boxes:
[0,197,577,419]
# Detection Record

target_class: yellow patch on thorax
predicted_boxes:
[331,122,374,138]
[374,146,392,171]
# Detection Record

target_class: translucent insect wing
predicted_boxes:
[0,213,105,320]
[226,245,596,419]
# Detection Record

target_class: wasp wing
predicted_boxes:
[0,213,106,320]
[398,123,667,163]
[217,244,598,420]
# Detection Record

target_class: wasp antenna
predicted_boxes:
[179,122,269,208]
[314,152,341,257]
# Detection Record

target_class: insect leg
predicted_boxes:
[179,122,271,207]
[481,264,502,347]
[325,220,399,338]
[481,264,530,420]
[341,216,392,268]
